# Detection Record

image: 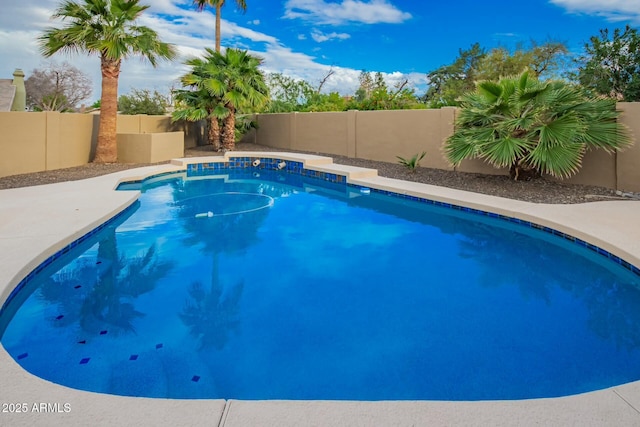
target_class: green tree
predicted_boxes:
[173,48,268,151]
[373,72,387,93]
[424,43,486,107]
[444,72,631,180]
[193,0,247,52]
[118,89,168,115]
[574,26,640,101]
[39,0,176,163]
[349,73,424,110]
[264,72,315,112]
[475,41,568,81]
[355,70,375,101]
[302,92,347,112]
[529,40,570,78]
[424,41,568,107]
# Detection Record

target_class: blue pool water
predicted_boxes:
[2,168,640,401]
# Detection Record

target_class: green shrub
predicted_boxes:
[397,151,427,172]
[118,89,168,115]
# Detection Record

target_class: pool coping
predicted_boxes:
[1,151,640,426]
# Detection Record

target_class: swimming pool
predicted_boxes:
[1,162,640,401]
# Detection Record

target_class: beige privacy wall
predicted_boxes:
[255,104,640,192]
[0,113,203,178]
[0,107,638,191]
[618,103,640,192]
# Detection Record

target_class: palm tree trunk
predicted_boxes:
[208,116,221,151]
[215,4,222,52]
[510,158,541,181]
[222,108,236,150]
[94,57,121,163]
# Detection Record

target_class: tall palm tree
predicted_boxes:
[173,48,268,151]
[214,48,268,150]
[444,71,631,180]
[38,0,176,163]
[193,0,247,52]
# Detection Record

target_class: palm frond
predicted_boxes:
[443,70,630,179]
[479,137,532,168]
[526,142,585,178]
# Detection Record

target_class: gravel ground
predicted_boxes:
[0,142,628,204]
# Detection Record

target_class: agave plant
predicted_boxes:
[444,71,631,180]
[397,151,427,172]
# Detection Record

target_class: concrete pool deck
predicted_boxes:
[1,152,640,426]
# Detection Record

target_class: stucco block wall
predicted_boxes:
[563,149,617,189]
[254,104,640,191]
[168,119,204,148]
[255,113,292,149]
[47,113,96,170]
[355,109,454,171]
[116,115,202,148]
[0,113,199,177]
[0,112,46,177]
[117,132,184,163]
[618,103,640,192]
[139,115,172,133]
[115,114,141,133]
[294,112,349,156]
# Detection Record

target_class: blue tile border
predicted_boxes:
[186,157,347,184]
[347,183,640,278]
[0,201,140,319]
[3,156,639,324]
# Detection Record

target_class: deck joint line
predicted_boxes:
[613,389,640,415]
[218,399,232,427]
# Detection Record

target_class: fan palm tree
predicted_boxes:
[173,48,268,151]
[444,71,631,180]
[193,0,247,52]
[172,55,226,151]
[38,0,176,163]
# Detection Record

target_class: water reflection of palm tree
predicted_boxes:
[180,279,244,350]
[172,177,277,350]
[40,225,172,336]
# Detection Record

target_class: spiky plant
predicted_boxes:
[397,151,427,172]
[444,71,631,180]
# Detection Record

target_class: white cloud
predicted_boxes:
[0,0,423,103]
[549,0,640,22]
[310,29,351,43]
[248,19,260,25]
[284,0,412,25]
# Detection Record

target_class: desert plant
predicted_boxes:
[397,151,426,172]
[444,71,631,180]
[173,48,268,151]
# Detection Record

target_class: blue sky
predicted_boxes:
[1,0,639,104]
